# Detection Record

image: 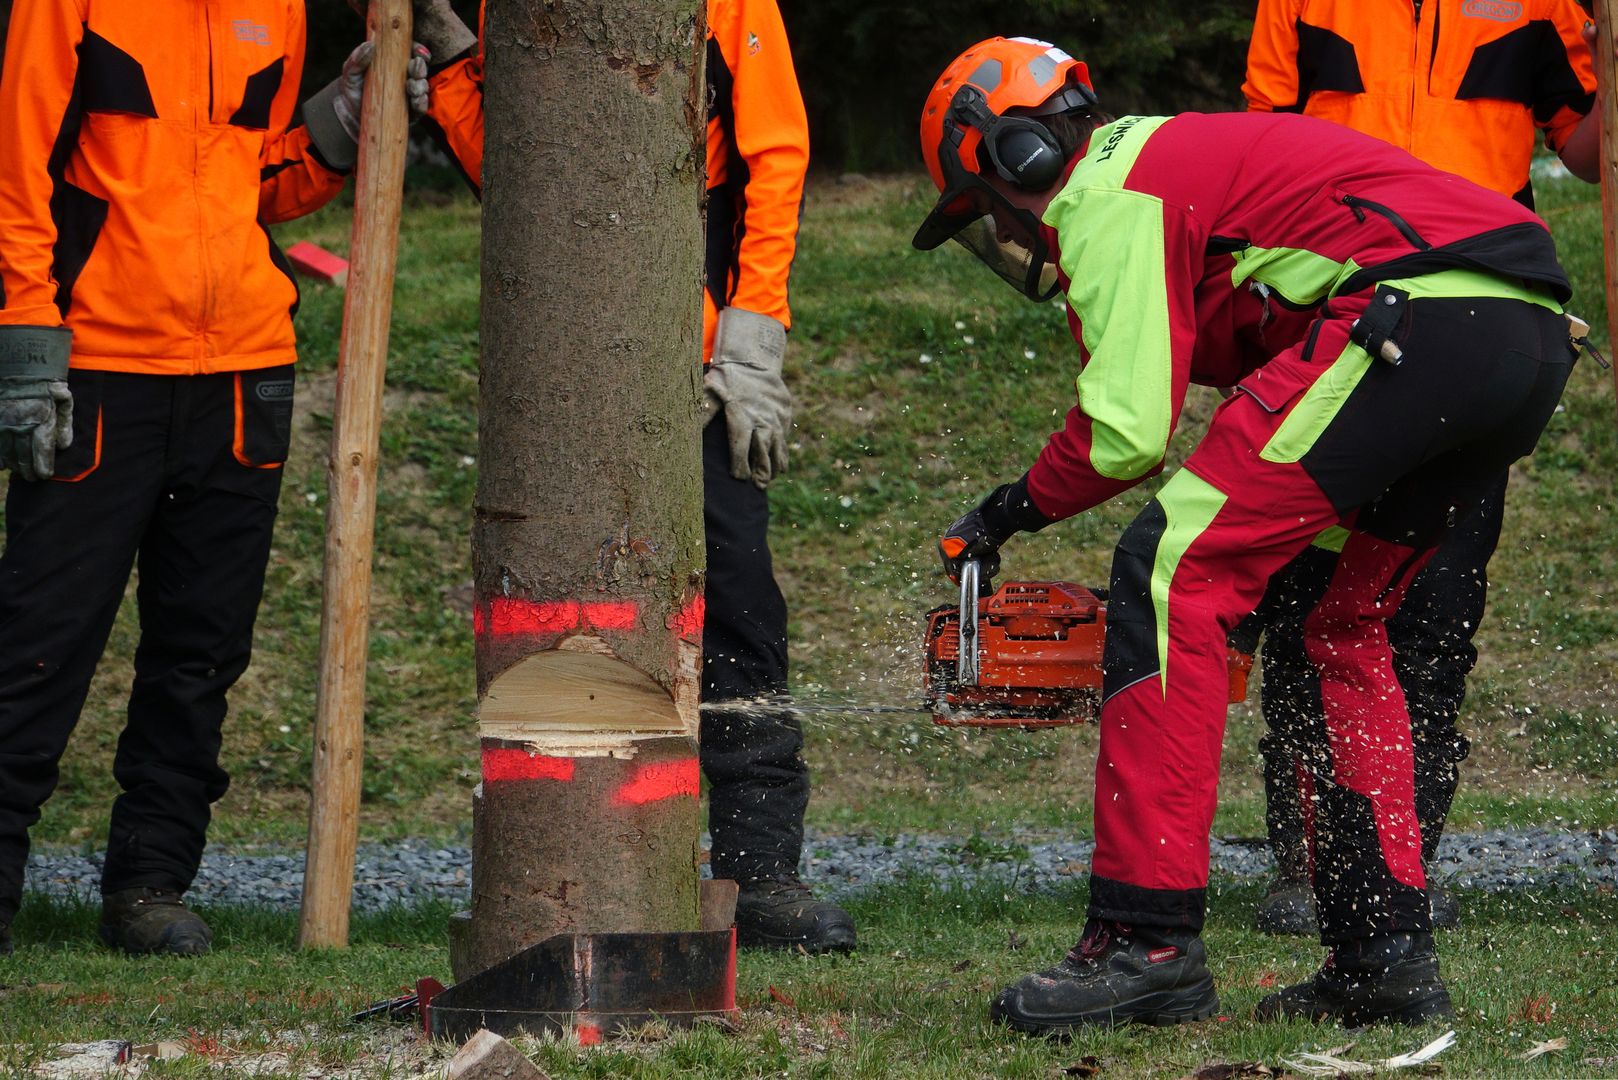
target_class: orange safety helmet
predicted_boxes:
[913,37,1098,300]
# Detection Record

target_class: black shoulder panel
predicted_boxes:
[78,28,157,117]
[230,58,285,129]
[1456,20,1594,122]
[1295,20,1366,103]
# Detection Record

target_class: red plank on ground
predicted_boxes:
[284,240,349,286]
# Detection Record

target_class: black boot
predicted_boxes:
[1256,876,1318,936]
[989,919,1219,1034]
[99,887,212,956]
[735,877,856,954]
[1255,931,1452,1026]
[0,921,11,957]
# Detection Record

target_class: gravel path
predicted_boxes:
[22,827,1618,912]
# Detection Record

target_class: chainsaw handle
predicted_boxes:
[958,559,981,687]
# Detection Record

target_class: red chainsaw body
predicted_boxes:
[924,580,1252,727]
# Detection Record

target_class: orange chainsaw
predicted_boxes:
[699,558,1252,726]
[923,559,1252,727]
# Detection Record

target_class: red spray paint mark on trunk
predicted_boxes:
[576,1023,603,1046]
[474,597,640,638]
[612,758,700,805]
[481,748,576,783]
[668,594,706,641]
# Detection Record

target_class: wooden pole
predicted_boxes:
[1596,0,1618,412]
[299,0,413,950]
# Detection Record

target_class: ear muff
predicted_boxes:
[946,85,1066,192]
[993,125,1063,190]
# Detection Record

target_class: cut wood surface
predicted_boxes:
[478,650,693,744]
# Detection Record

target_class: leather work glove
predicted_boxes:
[347,0,478,72]
[305,41,431,172]
[0,326,73,483]
[705,307,792,490]
[938,475,1056,585]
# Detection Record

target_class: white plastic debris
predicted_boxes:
[1284,1029,1456,1076]
[1521,1037,1567,1061]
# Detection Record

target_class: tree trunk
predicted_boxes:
[463,0,708,977]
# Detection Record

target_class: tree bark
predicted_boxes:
[465,0,708,975]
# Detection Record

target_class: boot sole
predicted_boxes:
[1341,988,1454,1028]
[98,922,211,957]
[736,926,856,954]
[1257,987,1454,1027]
[993,979,1221,1035]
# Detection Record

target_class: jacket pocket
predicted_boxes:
[51,369,104,482]
[1233,353,1321,415]
[233,365,295,468]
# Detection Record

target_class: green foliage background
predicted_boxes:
[784,1,1256,170]
[289,0,1256,171]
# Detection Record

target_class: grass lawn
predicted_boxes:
[6,879,1617,1077]
[21,167,1617,851]
[5,165,1616,1075]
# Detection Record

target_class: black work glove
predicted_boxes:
[937,474,1055,585]
[0,326,73,482]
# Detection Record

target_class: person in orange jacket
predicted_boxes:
[1237,0,1599,938]
[409,0,855,953]
[0,0,424,956]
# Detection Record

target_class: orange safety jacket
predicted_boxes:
[0,0,347,374]
[423,0,809,359]
[1243,0,1596,202]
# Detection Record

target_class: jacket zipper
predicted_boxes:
[195,2,215,370]
[1340,194,1433,251]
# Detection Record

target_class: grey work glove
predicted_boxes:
[705,307,792,490]
[346,0,478,69]
[410,0,478,65]
[305,41,431,172]
[0,326,73,482]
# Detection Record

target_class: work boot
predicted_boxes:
[0,922,11,957]
[1255,931,1453,1026]
[99,888,212,956]
[989,919,1220,1034]
[1256,876,1317,936]
[735,876,856,954]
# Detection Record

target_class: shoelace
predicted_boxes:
[1067,921,1131,965]
[758,878,813,901]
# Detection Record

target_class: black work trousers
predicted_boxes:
[697,416,808,883]
[1252,476,1495,886]
[0,368,291,923]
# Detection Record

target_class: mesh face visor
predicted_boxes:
[950,213,1058,301]
[913,162,1058,302]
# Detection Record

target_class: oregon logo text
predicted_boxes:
[1462,0,1522,20]
[233,20,271,46]
[255,379,294,402]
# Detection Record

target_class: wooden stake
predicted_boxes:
[299,0,413,950]
[1597,0,1618,409]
